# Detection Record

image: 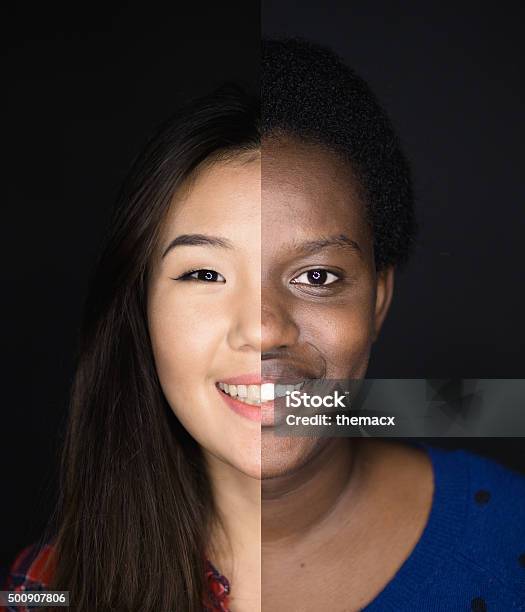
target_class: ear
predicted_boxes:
[372,266,395,342]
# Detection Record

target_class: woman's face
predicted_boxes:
[147,140,393,481]
[261,138,393,478]
[148,154,262,479]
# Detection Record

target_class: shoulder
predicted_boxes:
[428,444,525,536]
[426,444,525,596]
[5,541,56,592]
[461,445,525,509]
[454,448,525,577]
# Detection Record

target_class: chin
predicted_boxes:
[261,431,324,479]
[239,460,262,480]
[218,449,261,479]
[218,436,262,480]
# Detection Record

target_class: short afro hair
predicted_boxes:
[262,38,416,271]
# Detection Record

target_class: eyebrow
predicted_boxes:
[293,234,362,256]
[161,233,234,259]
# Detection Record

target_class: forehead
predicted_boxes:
[162,154,261,233]
[261,137,371,244]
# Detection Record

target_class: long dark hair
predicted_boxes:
[42,85,259,611]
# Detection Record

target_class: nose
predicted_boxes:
[227,278,261,352]
[261,287,300,352]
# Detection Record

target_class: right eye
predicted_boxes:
[290,269,340,287]
[176,269,226,283]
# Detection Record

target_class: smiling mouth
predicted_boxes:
[216,382,304,405]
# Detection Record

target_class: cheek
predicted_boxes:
[298,295,375,379]
[147,283,262,479]
[147,286,228,409]
[152,301,213,374]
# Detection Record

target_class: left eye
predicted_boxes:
[178,269,226,282]
[291,269,340,286]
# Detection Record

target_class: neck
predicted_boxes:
[204,439,366,573]
[205,452,261,575]
[262,438,363,545]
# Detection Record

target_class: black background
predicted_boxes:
[3,0,524,581]
[263,1,525,380]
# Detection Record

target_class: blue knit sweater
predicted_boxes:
[363,442,525,611]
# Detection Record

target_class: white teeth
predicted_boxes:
[217,381,305,404]
[261,383,274,401]
[237,384,247,398]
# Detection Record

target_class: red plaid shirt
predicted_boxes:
[4,543,231,611]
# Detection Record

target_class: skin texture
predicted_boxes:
[147,140,434,611]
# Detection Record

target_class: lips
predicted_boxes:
[217,362,322,424]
